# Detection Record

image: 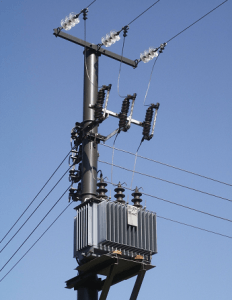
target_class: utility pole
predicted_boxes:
[82,49,99,201]
[80,48,99,300]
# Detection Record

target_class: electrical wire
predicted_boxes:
[127,0,161,26]
[0,185,72,272]
[0,166,72,253]
[0,201,73,282]
[84,17,102,89]
[87,0,96,8]
[0,150,71,244]
[166,0,229,44]
[106,180,232,223]
[117,36,127,98]
[143,56,159,105]
[157,215,232,240]
[106,181,232,239]
[99,160,232,203]
[100,144,232,187]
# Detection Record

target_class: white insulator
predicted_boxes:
[69,12,80,25]
[149,47,159,59]
[110,31,120,42]
[140,51,150,63]
[61,18,71,30]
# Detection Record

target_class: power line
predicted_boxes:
[99,160,232,203]
[0,150,71,244]
[106,181,232,240]
[87,0,97,9]
[127,0,161,26]
[0,201,73,283]
[0,166,72,253]
[105,181,232,224]
[100,144,232,187]
[166,0,229,43]
[143,55,159,105]
[0,185,71,272]
[157,215,232,240]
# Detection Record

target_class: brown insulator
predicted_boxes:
[142,106,154,140]
[97,176,108,199]
[95,88,105,122]
[114,182,125,204]
[131,187,143,208]
[119,98,130,132]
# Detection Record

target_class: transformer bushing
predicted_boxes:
[97,176,108,199]
[114,182,125,204]
[131,187,143,208]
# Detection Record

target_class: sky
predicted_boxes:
[0,0,232,299]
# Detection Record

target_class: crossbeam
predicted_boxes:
[53,29,137,68]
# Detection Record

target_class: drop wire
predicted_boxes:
[0,185,72,272]
[0,150,71,244]
[0,166,72,252]
[0,201,73,282]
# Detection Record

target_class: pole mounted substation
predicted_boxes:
[53,23,158,300]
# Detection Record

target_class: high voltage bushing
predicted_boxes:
[142,103,160,141]
[119,94,136,132]
[114,182,126,204]
[131,187,143,208]
[94,84,112,123]
[96,175,108,199]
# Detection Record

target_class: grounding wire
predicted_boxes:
[0,165,72,253]
[0,150,72,244]
[0,201,73,282]
[100,144,232,187]
[99,160,232,203]
[0,185,72,272]
[106,181,232,239]
[166,0,229,44]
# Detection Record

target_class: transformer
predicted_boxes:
[73,198,157,263]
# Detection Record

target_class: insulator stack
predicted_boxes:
[95,88,106,122]
[143,105,154,140]
[142,103,159,141]
[119,98,130,132]
[114,182,125,204]
[97,176,108,199]
[131,187,143,208]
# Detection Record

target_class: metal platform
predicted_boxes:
[66,254,155,300]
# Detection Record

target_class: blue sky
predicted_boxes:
[1,0,232,299]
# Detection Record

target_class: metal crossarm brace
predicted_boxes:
[130,264,146,300]
[53,29,137,68]
[99,262,118,300]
